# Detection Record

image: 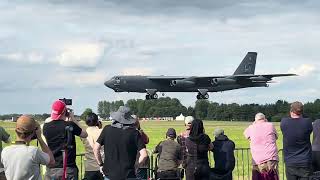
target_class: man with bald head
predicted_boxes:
[244,113,279,180]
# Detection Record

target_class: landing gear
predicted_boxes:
[146,93,158,100]
[196,93,209,100]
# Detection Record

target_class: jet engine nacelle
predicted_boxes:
[171,80,195,87]
[249,76,271,82]
[211,78,236,86]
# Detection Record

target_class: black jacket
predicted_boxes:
[212,135,235,173]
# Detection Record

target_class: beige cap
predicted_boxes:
[214,128,224,138]
[16,115,38,133]
[185,116,194,125]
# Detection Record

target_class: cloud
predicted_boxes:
[288,64,316,76]
[34,71,106,89]
[0,0,320,114]
[55,42,106,68]
[121,68,153,75]
[0,52,44,64]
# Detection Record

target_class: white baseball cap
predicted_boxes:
[185,116,194,125]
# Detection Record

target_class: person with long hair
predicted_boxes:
[81,112,104,180]
[185,119,213,180]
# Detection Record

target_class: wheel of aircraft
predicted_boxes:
[146,94,158,100]
[196,93,209,100]
[146,94,150,100]
[196,94,201,100]
[152,94,158,99]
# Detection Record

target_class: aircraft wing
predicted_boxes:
[232,73,297,78]
[146,74,296,84]
[147,76,187,80]
[194,73,297,82]
[233,73,297,81]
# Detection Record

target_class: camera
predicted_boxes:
[59,98,72,106]
[31,127,38,140]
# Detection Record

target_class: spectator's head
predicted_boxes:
[133,115,141,130]
[189,119,204,138]
[51,100,67,121]
[166,128,177,139]
[15,115,38,142]
[255,113,267,122]
[214,128,224,138]
[290,101,303,117]
[185,116,194,130]
[110,106,136,125]
[85,112,99,127]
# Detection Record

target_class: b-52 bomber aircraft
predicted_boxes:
[105,52,296,100]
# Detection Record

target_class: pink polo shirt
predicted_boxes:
[244,121,279,165]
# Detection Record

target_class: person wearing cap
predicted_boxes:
[93,106,148,180]
[43,100,88,180]
[81,112,104,180]
[281,102,313,179]
[177,116,194,168]
[1,115,55,180]
[0,125,11,180]
[153,128,182,179]
[211,129,235,180]
[244,113,279,180]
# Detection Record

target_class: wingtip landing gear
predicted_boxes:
[146,93,158,100]
[196,93,209,100]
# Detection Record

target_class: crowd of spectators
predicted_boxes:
[0,100,319,180]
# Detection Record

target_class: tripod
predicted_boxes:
[62,125,74,180]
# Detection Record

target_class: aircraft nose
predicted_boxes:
[104,80,113,88]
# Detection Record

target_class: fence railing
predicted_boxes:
[231,148,285,180]
[76,148,286,180]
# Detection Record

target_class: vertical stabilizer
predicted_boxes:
[233,52,257,75]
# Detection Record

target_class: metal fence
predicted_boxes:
[75,148,287,180]
[231,148,285,180]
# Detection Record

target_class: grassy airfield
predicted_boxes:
[0,120,287,179]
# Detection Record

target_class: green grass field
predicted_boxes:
[0,120,287,180]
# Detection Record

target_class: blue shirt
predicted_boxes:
[280,117,313,167]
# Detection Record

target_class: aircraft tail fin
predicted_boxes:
[233,52,257,75]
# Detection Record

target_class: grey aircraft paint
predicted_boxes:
[104,52,296,99]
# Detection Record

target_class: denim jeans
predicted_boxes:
[285,165,312,180]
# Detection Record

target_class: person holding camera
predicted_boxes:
[43,100,88,180]
[1,115,55,180]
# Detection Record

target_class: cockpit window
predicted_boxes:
[115,77,121,84]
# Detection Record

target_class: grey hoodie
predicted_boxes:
[313,119,320,151]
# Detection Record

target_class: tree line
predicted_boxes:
[97,98,320,122]
[1,98,319,122]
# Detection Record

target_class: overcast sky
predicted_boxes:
[1,0,319,114]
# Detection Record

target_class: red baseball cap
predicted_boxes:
[51,100,67,120]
